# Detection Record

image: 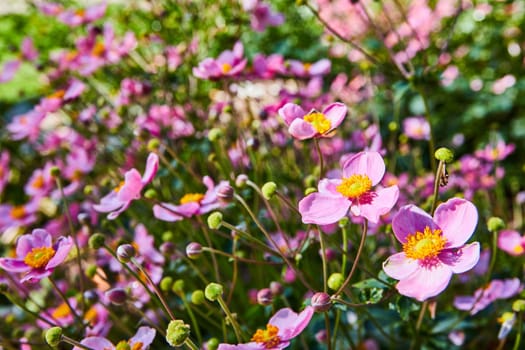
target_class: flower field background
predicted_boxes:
[0,0,525,349]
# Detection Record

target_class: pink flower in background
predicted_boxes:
[0,200,40,232]
[0,229,73,283]
[278,102,347,140]
[454,278,521,315]
[0,151,10,195]
[218,306,314,349]
[253,53,285,79]
[93,153,159,220]
[299,151,399,224]
[57,1,107,27]
[287,58,331,77]
[475,140,515,162]
[75,326,156,350]
[153,176,229,222]
[242,0,285,32]
[403,116,430,141]
[193,42,247,79]
[0,60,21,83]
[24,162,55,198]
[135,104,194,139]
[21,37,38,61]
[498,230,525,256]
[383,198,480,301]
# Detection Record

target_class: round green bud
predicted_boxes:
[162,231,174,242]
[166,320,191,347]
[487,217,505,232]
[205,283,224,301]
[88,233,106,249]
[208,128,223,142]
[160,277,174,292]
[327,273,344,291]
[388,121,398,131]
[50,166,61,178]
[84,185,94,195]
[304,174,317,188]
[172,279,185,294]
[338,217,349,228]
[44,327,63,347]
[207,212,223,229]
[144,189,157,199]
[191,290,205,305]
[261,182,277,200]
[115,341,131,350]
[207,338,220,350]
[434,147,454,163]
[305,187,317,196]
[513,300,525,312]
[85,264,98,279]
[147,139,160,151]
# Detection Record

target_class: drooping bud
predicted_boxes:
[116,244,136,263]
[207,212,223,229]
[105,288,127,305]
[235,174,248,188]
[261,182,277,200]
[144,189,158,199]
[217,184,234,204]
[205,283,224,301]
[160,242,175,256]
[166,320,191,347]
[147,139,160,151]
[434,147,454,163]
[88,233,105,249]
[50,166,61,178]
[311,292,332,312]
[207,338,220,350]
[44,327,63,347]
[186,242,203,259]
[327,272,344,291]
[191,290,205,305]
[269,281,283,296]
[487,217,505,232]
[256,288,273,306]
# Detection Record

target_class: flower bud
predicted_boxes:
[172,279,185,294]
[235,174,248,188]
[116,244,136,263]
[513,300,525,312]
[147,139,160,151]
[186,242,203,259]
[88,233,105,249]
[487,217,505,232]
[116,342,131,350]
[83,290,99,305]
[208,128,223,142]
[207,338,220,350]
[106,288,127,305]
[269,281,283,296]
[205,283,224,301]
[327,272,344,291]
[311,292,332,312]
[162,231,174,242]
[50,166,61,178]
[77,213,90,225]
[315,329,328,343]
[160,242,175,256]
[434,147,454,163]
[261,182,277,200]
[217,184,234,204]
[44,327,63,347]
[144,189,157,199]
[305,187,317,195]
[207,212,223,229]
[191,290,205,305]
[338,217,349,227]
[257,288,273,306]
[160,277,174,292]
[84,185,94,195]
[166,320,191,347]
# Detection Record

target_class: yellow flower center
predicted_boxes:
[513,245,524,255]
[92,42,106,57]
[48,89,65,99]
[115,340,144,350]
[251,324,281,349]
[303,112,331,134]
[222,63,232,73]
[131,342,144,350]
[114,180,126,193]
[75,9,86,17]
[84,306,98,325]
[32,174,45,189]
[303,63,312,72]
[52,302,72,319]
[24,246,56,269]
[403,226,447,261]
[180,193,205,205]
[10,205,26,220]
[336,174,372,199]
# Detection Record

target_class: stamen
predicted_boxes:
[221,63,232,73]
[24,246,56,269]
[303,112,331,134]
[403,226,447,261]
[336,174,372,199]
[10,205,26,220]
[180,193,205,205]
[251,324,281,349]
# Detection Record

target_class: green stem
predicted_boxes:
[319,230,329,292]
[341,223,348,274]
[176,292,202,344]
[197,216,221,282]
[217,295,244,343]
[61,335,95,350]
[513,312,522,350]
[314,138,324,181]
[48,276,84,327]
[417,86,437,173]
[410,301,428,350]
[185,338,200,350]
[324,313,332,350]
[430,160,445,215]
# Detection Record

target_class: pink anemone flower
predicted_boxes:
[299,151,399,224]
[382,198,480,301]
[0,229,73,283]
[93,153,159,220]
[193,41,247,80]
[278,102,347,140]
[218,306,314,349]
[497,230,525,256]
[403,116,430,141]
[74,326,155,350]
[454,278,521,315]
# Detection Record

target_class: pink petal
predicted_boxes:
[31,229,53,248]
[453,296,476,311]
[498,230,524,256]
[317,178,342,196]
[46,237,74,269]
[440,242,480,274]
[218,343,264,350]
[322,103,347,130]
[278,103,305,126]
[0,258,30,272]
[77,337,114,350]
[392,205,437,244]
[382,252,419,280]
[396,264,453,301]
[299,192,350,225]
[309,59,331,75]
[0,60,21,83]
[434,198,478,248]
[356,185,399,224]
[117,169,143,202]
[129,327,156,348]
[342,151,385,186]
[93,192,123,213]
[288,118,316,140]
[141,153,159,184]
[21,269,52,283]
[499,278,522,299]
[269,306,314,340]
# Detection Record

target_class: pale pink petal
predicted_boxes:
[392,205,437,243]
[322,103,347,130]
[0,60,21,83]
[434,198,478,248]
[317,178,343,196]
[117,169,143,202]
[93,192,123,213]
[288,118,316,140]
[217,343,264,350]
[31,229,53,248]
[129,327,156,348]
[453,296,476,311]
[299,193,350,225]
[46,237,74,269]
[356,185,399,223]
[342,151,385,186]
[278,103,306,126]
[141,153,159,184]
[269,306,314,340]
[309,59,331,75]
[440,242,480,273]
[107,203,130,220]
[16,235,36,258]
[499,278,522,299]
[498,230,524,256]
[382,252,419,280]
[396,264,453,301]
[77,337,114,350]
[228,58,247,75]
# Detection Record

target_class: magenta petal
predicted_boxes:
[342,151,385,186]
[299,193,350,225]
[93,192,123,213]
[0,59,21,83]
[498,230,524,256]
[117,169,143,202]
[269,306,314,340]
[16,235,35,258]
[21,269,52,283]
[392,204,437,244]
[396,264,453,301]
[0,258,30,273]
[322,102,347,130]
[278,103,305,126]
[453,296,476,311]
[357,186,399,224]
[141,152,159,184]
[31,229,53,248]
[46,237,74,269]
[434,198,478,248]
[440,242,480,274]
[153,203,188,222]
[382,252,419,280]
[288,118,316,140]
